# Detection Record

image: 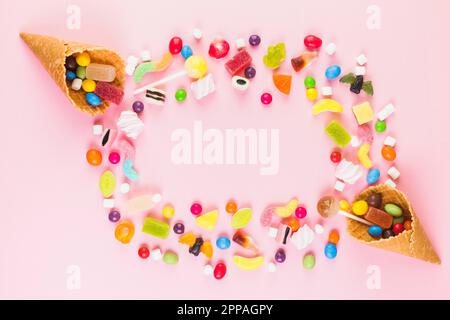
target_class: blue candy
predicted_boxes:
[216,236,231,250]
[325,65,342,80]
[66,71,76,81]
[123,159,139,181]
[324,243,337,259]
[85,93,101,107]
[181,45,193,59]
[368,225,383,238]
[366,168,381,185]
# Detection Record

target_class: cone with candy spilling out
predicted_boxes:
[347,184,440,264]
[20,32,125,115]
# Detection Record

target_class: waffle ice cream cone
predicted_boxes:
[20,32,125,115]
[347,185,440,264]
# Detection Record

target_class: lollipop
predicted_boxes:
[133,55,207,95]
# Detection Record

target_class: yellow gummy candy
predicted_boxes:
[231,208,252,229]
[275,198,299,217]
[357,143,373,169]
[232,255,264,270]
[99,170,115,198]
[195,210,219,230]
[312,99,343,115]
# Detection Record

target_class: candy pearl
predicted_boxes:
[190,203,202,215]
[330,151,342,163]
[108,210,121,222]
[393,223,404,235]
[244,66,256,79]
[132,100,144,113]
[248,35,261,46]
[108,152,121,164]
[295,206,307,219]
[275,248,286,263]
[173,222,185,234]
[138,246,150,259]
[169,36,183,54]
[261,93,272,105]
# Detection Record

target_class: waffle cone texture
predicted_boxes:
[347,185,440,264]
[20,32,125,115]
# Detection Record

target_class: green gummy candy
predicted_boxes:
[133,62,156,83]
[303,254,315,270]
[163,252,179,265]
[142,217,169,239]
[324,120,351,148]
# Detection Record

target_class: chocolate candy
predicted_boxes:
[365,207,393,229]
[366,193,382,209]
[382,229,395,239]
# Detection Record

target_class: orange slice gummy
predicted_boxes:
[272,74,292,95]
[179,232,196,246]
[200,241,213,259]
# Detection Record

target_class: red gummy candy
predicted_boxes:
[94,82,124,105]
[225,50,252,76]
[304,35,322,50]
[208,39,230,59]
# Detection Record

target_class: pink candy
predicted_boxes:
[225,50,252,75]
[190,203,202,215]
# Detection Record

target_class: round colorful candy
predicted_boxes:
[244,66,256,79]
[382,229,395,239]
[366,168,381,184]
[76,66,86,79]
[181,45,193,59]
[295,206,307,219]
[76,52,91,67]
[163,251,179,265]
[325,65,341,80]
[86,148,102,166]
[330,150,342,163]
[169,36,183,54]
[190,202,202,215]
[82,79,96,92]
[66,71,76,81]
[275,248,286,263]
[162,205,175,219]
[304,76,316,89]
[108,151,121,164]
[225,200,237,214]
[65,56,78,71]
[108,210,121,223]
[352,200,369,216]
[375,120,387,133]
[366,193,382,208]
[303,254,315,270]
[214,262,227,280]
[324,243,337,259]
[260,92,272,105]
[328,230,340,244]
[175,88,187,102]
[382,145,396,161]
[248,34,261,46]
[368,225,382,238]
[306,88,318,101]
[304,35,322,50]
[115,220,135,244]
[287,217,301,232]
[138,246,150,259]
[216,236,231,250]
[393,223,405,235]
[86,93,101,107]
[404,220,412,230]
[339,199,349,211]
[173,222,185,234]
[132,100,144,113]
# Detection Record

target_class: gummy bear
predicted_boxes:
[263,43,286,70]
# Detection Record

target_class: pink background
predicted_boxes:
[1,0,450,299]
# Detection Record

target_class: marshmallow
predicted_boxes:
[127,55,139,66]
[203,264,213,276]
[384,135,397,147]
[351,135,361,147]
[141,50,151,62]
[355,66,366,76]
[120,183,130,194]
[192,28,203,40]
[334,180,345,192]
[326,43,337,56]
[314,224,325,234]
[385,179,397,188]
[268,227,278,238]
[356,54,368,66]
[235,38,246,49]
[377,103,396,121]
[150,248,162,261]
[125,64,136,76]
[267,262,277,273]
[387,166,401,180]
[151,193,162,204]
[321,86,333,97]
[93,124,103,136]
[71,78,82,91]
[103,198,115,208]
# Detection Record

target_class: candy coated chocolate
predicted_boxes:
[366,193,382,208]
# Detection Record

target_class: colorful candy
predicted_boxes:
[181,45,193,59]
[357,143,373,169]
[365,207,393,229]
[138,246,150,259]
[190,203,202,215]
[232,76,250,91]
[108,151,120,164]
[263,43,286,69]
[248,35,261,46]
[162,205,175,219]
[225,200,237,214]
[216,236,231,250]
[175,88,187,102]
[86,63,116,82]
[304,76,316,89]
[324,120,351,148]
[366,168,380,184]
[231,208,252,229]
[328,230,340,244]
[275,248,286,263]
[191,73,215,99]
[306,88,318,101]
[384,203,403,217]
[225,50,252,75]
[317,195,339,218]
[324,243,337,259]
[214,262,227,280]
[352,102,375,125]
[325,65,341,80]
[375,120,387,133]
[108,210,121,223]
[393,223,404,235]
[291,224,314,250]
[117,111,144,140]
[295,206,307,219]
[208,38,230,59]
[76,52,91,67]
[368,225,383,238]
[366,193,382,208]
[85,92,101,107]
[115,220,135,244]
[244,66,256,79]
[232,255,264,270]
[382,145,396,161]
[303,254,315,270]
[330,150,341,163]
[173,222,185,234]
[382,229,395,239]
[195,210,219,231]
[260,92,273,105]
[232,231,258,253]
[99,170,116,198]
[94,82,124,105]
[163,251,179,265]
[275,198,298,218]
[312,99,343,115]
[304,35,322,50]
[169,36,183,54]
[132,100,144,113]
[291,51,317,72]
[142,217,170,239]
[272,74,292,95]
[86,148,102,166]
[133,52,173,82]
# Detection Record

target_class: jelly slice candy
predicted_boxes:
[179,233,196,246]
[95,82,124,105]
[225,50,252,76]
[200,241,213,259]
[142,217,170,239]
[231,208,252,229]
[312,99,343,115]
[272,74,292,95]
[291,51,317,72]
[133,52,173,82]
[324,120,351,148]
[115,221,135,244]
[99,170,116,198]
[86,63,116,82]
[195,210,219,231]
[232,255,264,270]
[263,43,285,69]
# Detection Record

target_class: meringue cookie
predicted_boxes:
[191,73,215,100]
[291,224,315,250]
[116,111,144,140]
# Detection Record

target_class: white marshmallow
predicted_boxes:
[385,179,397,188]
[387,166,401,180]
[93,124,103,136]
[192,28,203,40]
[326,43,337,56]
[356,54,368,66]
[150,248,162,261]
[321,86,333,97]
[127,55,139,66]
[120,183,130,194]
[355,66,366,76]
[203,264,213,276]
[125,64,136,76]
[314,224,325,234]
[268,227,278,238]
[384,136,397,147]
[351,135,361,147]
[71,78,82,91]
[378,103,396,121]
[267,262,277,273]
[334,180,345,192]
[103,198,115,208]
[152,193,162,203]
[141,50,151,62]
[235,38,246,49]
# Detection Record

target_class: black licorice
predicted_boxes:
[350,75,364,94]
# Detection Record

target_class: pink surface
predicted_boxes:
[1,0,450,299]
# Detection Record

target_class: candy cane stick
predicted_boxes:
[338,210,373,225]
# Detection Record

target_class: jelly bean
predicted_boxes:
[404,220,412,230]
[287,217,301,232]
[393,216,404,225]
[76,52,91,67]
[86,148,102,166]
[260,92,272,105]
[169,36,183,54]
[208,39,230,59]
[173,222,185,234]
[181,45,193,59]
[375,120,387,133]
[175,88,187,102]
[244,66,256,79]
[339,199,349,211]
[382,229,395,239]
[352,200,369,216]
[330,150,341,163]
[99,170,115,198]
[132,100,144,113]
[366,193,382,209]
[366,168,381,185]
[163,251,179,265]
[303,254,315,269]
[225,200,237,214]
[190,202,202,215]
[393,223,404,235]
[295,206,307,219]
[214,262,227,280]
[108,151,120,164]
[76,66,86,79]
[306,88,318,101]
[368,225,382,238]
[249,34,261,46]
[216,236,231,250]
[304,35,322,50]
[384,203,403,217]
[65,56,77,71]
[324,243,337,259]
[115,220,135,244]
[162,205,175,219]
[382,145,396,161]
[328,230,340,244]
[138,246,150,259]
[86,92,101,107]
[275,248,286,263]
[304,76,316,89]
[325,65,341,80]
[108,210,120,223]
[66,71,76,81]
